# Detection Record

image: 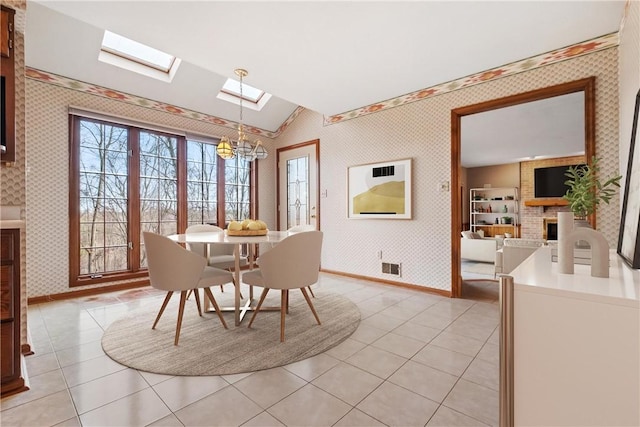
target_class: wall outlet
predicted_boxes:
[377,250,382,259]
[321,189,328,198]
[439,181,450,192]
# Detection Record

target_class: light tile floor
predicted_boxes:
[1,274,499,427]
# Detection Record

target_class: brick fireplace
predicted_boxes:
[543,217,558,240]
[519,155,583,239]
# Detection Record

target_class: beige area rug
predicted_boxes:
[102,290,360,376]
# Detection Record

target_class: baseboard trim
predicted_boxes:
[320,269,452,297]
[28,280,150,305]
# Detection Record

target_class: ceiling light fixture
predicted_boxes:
[217,69,268,161]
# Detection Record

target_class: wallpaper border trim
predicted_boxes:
[324,32,619,125]
[25,66,304,139]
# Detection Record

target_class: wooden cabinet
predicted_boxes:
[1,228,26,397]
[470,187,520,237]
[1,5,16,163]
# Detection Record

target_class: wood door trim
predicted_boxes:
[276,139,320,231]
[450,77,596,298]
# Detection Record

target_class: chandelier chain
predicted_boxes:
[216,68,267,161]
[239,71,243,125]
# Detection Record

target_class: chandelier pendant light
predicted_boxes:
[217,68,268,161]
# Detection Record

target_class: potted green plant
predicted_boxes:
[563,156,622,219]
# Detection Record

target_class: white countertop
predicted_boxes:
[510,246,640,307]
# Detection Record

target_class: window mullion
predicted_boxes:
[69,115,82,286]
[177,135,187,233]
[129,128,141,271]
[251,160,258,220]
[217,159,227,227]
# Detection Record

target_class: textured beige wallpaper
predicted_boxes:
[25,80,275,298]
[276,48,620,291]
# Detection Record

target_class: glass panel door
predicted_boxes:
[278,142,318,230]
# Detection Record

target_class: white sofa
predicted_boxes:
[461,237,498,263]
[495,238,546,275]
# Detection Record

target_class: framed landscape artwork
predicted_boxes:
[618,88,640,269]
[347,158,412,219]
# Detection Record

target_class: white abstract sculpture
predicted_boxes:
[557,212,609,278]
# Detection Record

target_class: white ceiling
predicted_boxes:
[461,92,585,168]
[26,1,624,160]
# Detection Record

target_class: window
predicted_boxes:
[70,115,257,287]
[186,139,218,226]
[286,156,309,229]
[101,30,176,73]
[225,155,251,222]
[221,78,264,103]
[217,78,272,112]
[77,120,129,276]
[98,31,181,82]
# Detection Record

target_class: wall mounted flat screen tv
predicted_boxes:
[534,164,585,198]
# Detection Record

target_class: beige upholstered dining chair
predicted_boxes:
[286,224,318,297]
[286,224,316,232]
[185,224,247,294]
[143,231,230,345]
[244,231,323,342]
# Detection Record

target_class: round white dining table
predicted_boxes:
[168,230,290,325]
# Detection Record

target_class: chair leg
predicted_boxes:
[247,288,270,328]
[280,289,287,342]
[186,289,193,300]
[203,287,228,329]
[307,286,315,298]
[300,287,321,325]
[286,289,289,314]
[175,291,188,345]
[193,289,202,316]
[152,292,173,329]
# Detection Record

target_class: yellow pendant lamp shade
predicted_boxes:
[216,137,235,159]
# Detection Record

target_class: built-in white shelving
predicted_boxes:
[470,187,519,237]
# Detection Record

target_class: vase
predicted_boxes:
[558,212,574,274]
[574,217,591,249]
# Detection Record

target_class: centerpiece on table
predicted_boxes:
[226,219,268,236]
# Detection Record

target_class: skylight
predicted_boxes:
[217,77,271,111]
[221,78,265,103]
[101,31,175,73]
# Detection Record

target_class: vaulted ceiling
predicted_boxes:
[26,1,625,164]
